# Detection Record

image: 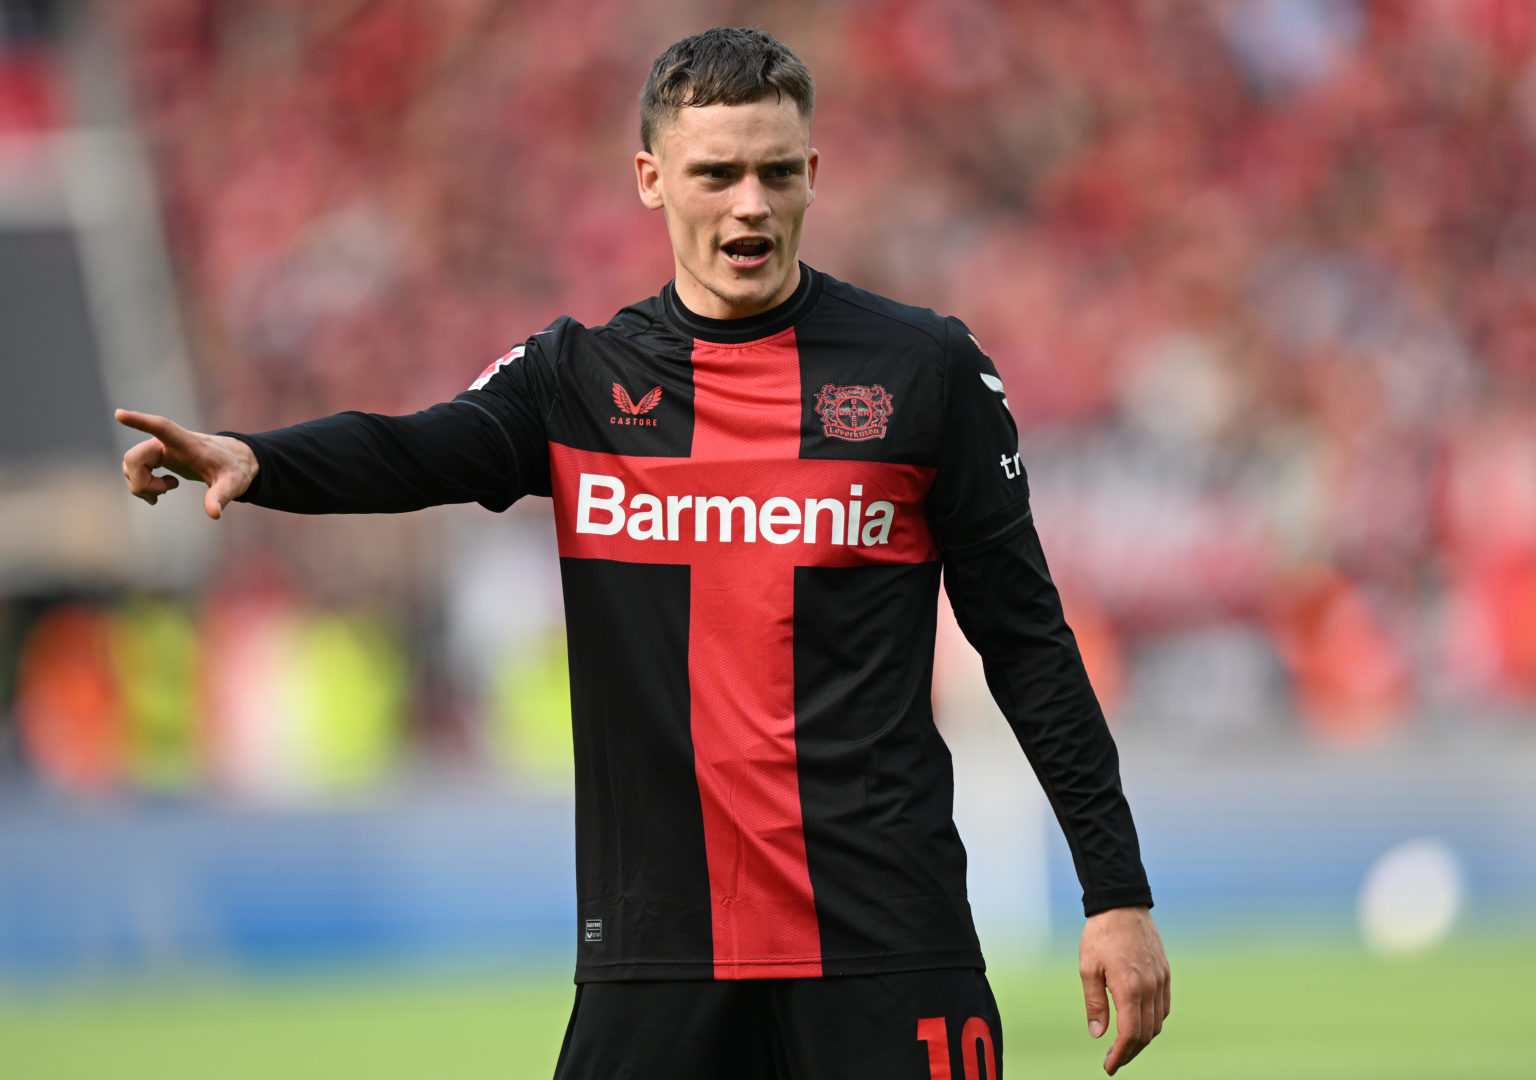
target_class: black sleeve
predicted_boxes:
[945,518,1153,917]
[229,327,562,515]
[931,320,1152,916]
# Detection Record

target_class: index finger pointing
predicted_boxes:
[115,409,184,444]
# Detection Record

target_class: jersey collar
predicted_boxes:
[662,264,822,344]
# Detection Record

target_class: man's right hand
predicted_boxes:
[116,409,259,519]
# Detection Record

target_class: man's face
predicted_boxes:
[636,96,818,320]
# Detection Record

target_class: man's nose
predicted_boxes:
[732,176,770,221]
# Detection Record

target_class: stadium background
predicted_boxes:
[2,0,1534,1076]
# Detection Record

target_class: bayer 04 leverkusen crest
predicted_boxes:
[815,384,892,442]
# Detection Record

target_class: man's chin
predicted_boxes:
[708,268,793,317]
[719,286,776,314]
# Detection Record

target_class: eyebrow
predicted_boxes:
[686,157,807,175]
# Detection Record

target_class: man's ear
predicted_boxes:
[806,147,819,206]
[636,151,664,210]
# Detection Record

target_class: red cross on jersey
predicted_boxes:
[552,326,939,978]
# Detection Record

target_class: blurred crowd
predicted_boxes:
[7,0,1536,798]
[0,6,55,136]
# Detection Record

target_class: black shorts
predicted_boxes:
[552,967,1001,1080]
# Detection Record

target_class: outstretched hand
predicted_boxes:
[1080,905,1170,1075]
[116,409,258,519]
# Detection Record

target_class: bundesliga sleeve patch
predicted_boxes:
[815,383,892,442]
[468,344,525,391]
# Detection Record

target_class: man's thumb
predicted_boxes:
[204,483,229,520]
[1081,968,1109,1038]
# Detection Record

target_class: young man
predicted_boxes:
[118,27,1169,1079]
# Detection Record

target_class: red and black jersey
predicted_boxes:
[231,266,1153,983]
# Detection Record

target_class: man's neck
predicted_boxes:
[673,262,803,322]
[663,264,819,345]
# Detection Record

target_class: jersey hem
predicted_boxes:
[574,947,986,983]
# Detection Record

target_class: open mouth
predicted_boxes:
[722,237,774,263]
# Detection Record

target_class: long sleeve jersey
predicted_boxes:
[231,265,1152,982]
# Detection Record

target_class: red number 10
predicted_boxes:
[917,1016,997,1080]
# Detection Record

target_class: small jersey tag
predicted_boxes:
[583,918,603,943]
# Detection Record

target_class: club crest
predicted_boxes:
[815,384,892,442]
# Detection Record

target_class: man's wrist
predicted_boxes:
[215,432,262,502]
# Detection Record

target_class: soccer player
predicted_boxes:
[118,27,1169,1078]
